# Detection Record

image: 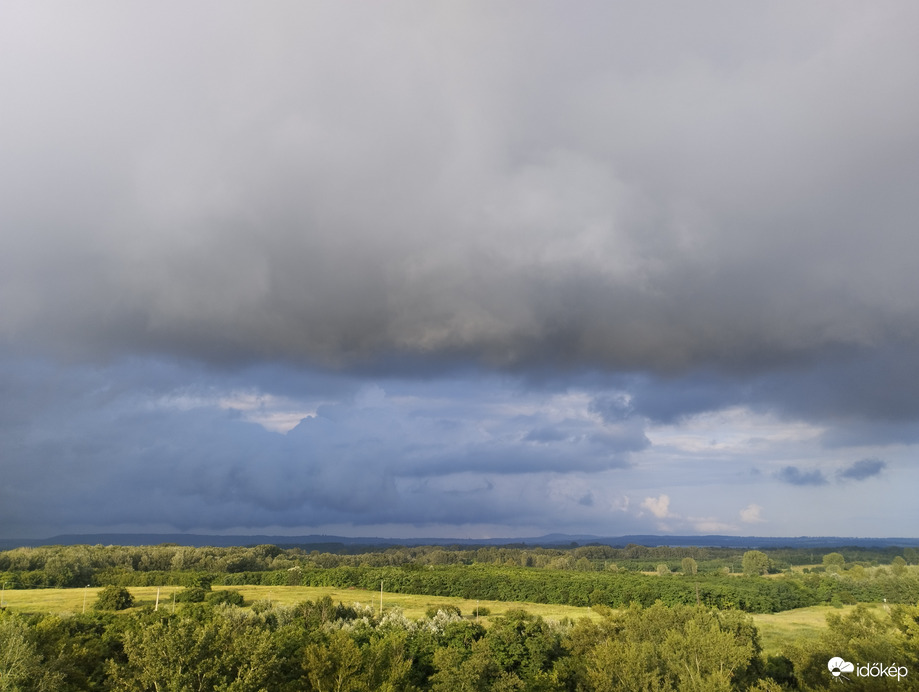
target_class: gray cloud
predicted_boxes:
[607,345,919,437]
[775,466,829,487]
[839,458,886,482]
[2,4,919,385]
[0,359,645,536]
[3,4,919,538]
[524,427,570,443]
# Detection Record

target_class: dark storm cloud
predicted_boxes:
[0,359,643,535]
[774,459,887,488]
[607,345,919,443]
[2,3,919,387]
[3,4,919,538]
[619,373,747,425]
[588,394,635,423]
[821,422,919,449]
[773,459,886,488]
[524,427,570,443]
[775,466,829,487]
[839,458,886,482]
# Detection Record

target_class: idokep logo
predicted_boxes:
[828,657,854,681]
[828,656,908,682]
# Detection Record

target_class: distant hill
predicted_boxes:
[2,533,918,551]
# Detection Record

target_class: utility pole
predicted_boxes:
[83,585,89,614]
[155,587,160,612]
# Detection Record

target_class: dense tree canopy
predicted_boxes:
[742,551,771,577]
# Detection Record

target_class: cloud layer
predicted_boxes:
[4,4,919,378]
[2,3,918,538]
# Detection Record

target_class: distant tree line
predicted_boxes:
[2,544,917,614]
[2,543,916,576]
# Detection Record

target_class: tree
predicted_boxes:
[94,585,134,611]
[484,609,561,682]
[785,604,911,690]
[682,557,698,575]
[0,615,65,691]
[575,557,593,572]
[205,589,245,606]
[891,556,908,576]
[742,551,771,577]
[430,640,500,692]
[848,564,866,580]
[579,603,759,691]
[822,553,845,573]
[175,587,207,603]
[109,612,282,692]
[303,630,363,692]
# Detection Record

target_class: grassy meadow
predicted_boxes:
[0,585,604,624]
[750,603,888,655]
[2,583,879,653]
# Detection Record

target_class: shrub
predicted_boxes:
[175,587,207,603]
[206,589,245,606]
[94,585,134,611]
[426,604,461,618]
[251,599,273,613]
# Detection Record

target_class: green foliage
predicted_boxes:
[822,552,845,573]
[289,562,827,613]
[426,604,461,618]
[784,604,919,690]
[303,630,363,691]
[4,541,918,596]
[574,602,759,691]
[0,614,65,691]
[187,572,215,590]
[762,655,796,688]
[4,542,919,633]
[5,586,919,691]
[303,628,414,692]
[108,611,281,691]
[175,586,207,603]
[205,589,245,606]
[93,585,134,611]
[742,551,771,577]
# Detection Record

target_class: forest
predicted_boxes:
[1,542,918,690]
[2,543,917,614]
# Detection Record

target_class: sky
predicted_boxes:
[2,2,919,539]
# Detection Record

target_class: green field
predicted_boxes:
[0,585,604,624]
[2,584,873,653]
[750,603,885,655]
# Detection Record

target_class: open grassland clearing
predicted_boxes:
[232,585,606,622]
[0,585,604,623]
[4,584,872,649]
[751,603,885,655]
